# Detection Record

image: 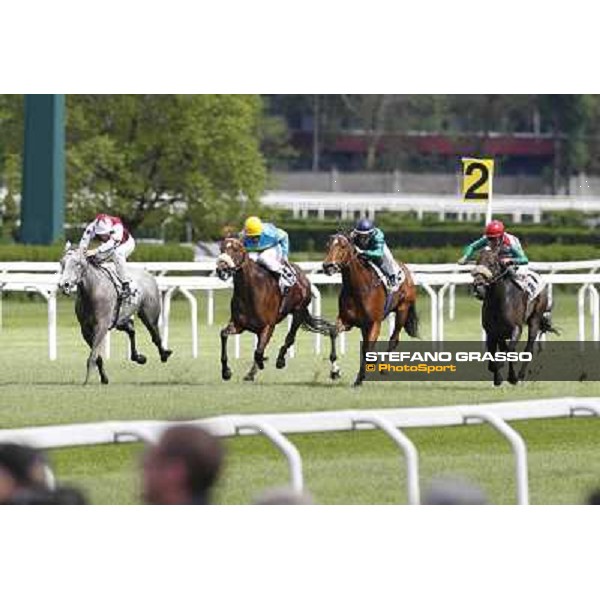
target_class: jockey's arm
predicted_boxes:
[460,236,488,261]
[508,245,529,265]
[362,229,385,260]
[96,237,118,256]
[276,229,290,258]
[79,220,97,251]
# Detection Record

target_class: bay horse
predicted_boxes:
[216,237,339,382]
[471,247,558,386]
[322,233,419,386]
[58,243,172,384]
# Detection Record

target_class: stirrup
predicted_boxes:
[120,282,132,299]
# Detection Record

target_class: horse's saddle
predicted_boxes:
[368,261,404,293]
[97,263,139,303]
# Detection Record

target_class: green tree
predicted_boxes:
[66,94,267,239]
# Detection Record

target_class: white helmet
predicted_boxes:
[95,216,112,235]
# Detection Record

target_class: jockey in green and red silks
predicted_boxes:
[459,220,529,266]
[350,218,402,288]
[459,220,541,298]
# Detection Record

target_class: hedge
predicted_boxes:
[0,243,195,262]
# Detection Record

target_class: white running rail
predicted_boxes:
[1,397,599,504]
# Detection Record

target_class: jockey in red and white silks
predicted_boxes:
[79,214,135,296]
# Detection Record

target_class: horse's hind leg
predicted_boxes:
[505,325,523,385]
[276,312,303,369]
[138,308,172,363]
[486,334,503,387]
[244,325,275,382]
[519,318,541,381]
[221,321,241,381]
[116,319,147,365]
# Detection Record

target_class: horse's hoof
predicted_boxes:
[276,358,286,369]
[493,378,503,387]
[160,349,173,363]
[330,370,341,380]
[508,377,519,385]
[352,379,363,388]
[222,368,232,381]
[101,378,109,385]
[243,373,255,382]
[134,354,147,365]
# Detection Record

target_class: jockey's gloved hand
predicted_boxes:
[457,256,468,265]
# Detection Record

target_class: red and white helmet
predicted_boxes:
[485,220,505,238]
[95,214,112,235]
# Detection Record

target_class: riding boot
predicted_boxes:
[278,285,291,317]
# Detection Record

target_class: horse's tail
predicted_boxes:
[404,301,420,338]
[300,309,336,336]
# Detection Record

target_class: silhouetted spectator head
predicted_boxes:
[142,425,224,505]
[253,486,315,505]
[0,443,50,503]
[423,476,487,505]
[587,488,600,504]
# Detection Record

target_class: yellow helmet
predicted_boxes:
[244,216,263,237]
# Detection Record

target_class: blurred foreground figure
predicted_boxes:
[253,486,315,505]
[143,425,224,505]
[0,443,87,504]
[0,443,49,503]
[423,476,487,505]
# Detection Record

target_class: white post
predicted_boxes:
[206,289,214,326]
[104,330,111,360]
[179,288,198,358]
[235,421,304,492]
[588,285,600,342]
[310,284,322,355]
[161,287,177,347]
[449,283,456,321]
[0,283,4,331]
[486,168,493,225]
[437,283,451,342]
[234,334,240,359]
[353,415,420,505]
[340,330,346,355]
[420,283,438,342]
[463,410,529,505]
[47,289,57,361]
[288,314,295,358]
[578,284,587,342]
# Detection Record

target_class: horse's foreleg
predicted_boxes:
[138,309,172,363]
[486,334,502,387]
[85,324,110,385]
[329,316,348,380]
[221,321,241,381]
[387,305,408,352]
[117,319,147,365]
[244,325,275,382]
[276,313,303,369]
[354,321,381,387]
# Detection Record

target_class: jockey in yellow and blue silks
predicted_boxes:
[240,216,297,295]
[458,219,541,297]
[350,218,402,288]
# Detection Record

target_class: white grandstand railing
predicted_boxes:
[3,268,600,360]
[1,397,598,504]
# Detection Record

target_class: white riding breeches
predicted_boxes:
[106,236,135,283]
[381,244,401,276]
[254,245,284,274]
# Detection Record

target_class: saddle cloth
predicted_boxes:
[512,269,544,301]
[369,261,405,293]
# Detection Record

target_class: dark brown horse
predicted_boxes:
[322,233,419,386]
[216,238,339,382]
[472,247,558,386]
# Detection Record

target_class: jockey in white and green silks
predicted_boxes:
[458,219,541,297]
[350,218,402,288]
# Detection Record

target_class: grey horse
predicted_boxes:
[58,242,172,384]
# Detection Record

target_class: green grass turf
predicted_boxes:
[1,288,600,504]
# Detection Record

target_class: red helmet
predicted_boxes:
[485,220,505,238]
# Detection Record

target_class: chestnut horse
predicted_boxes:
[216,238,339,382]
[323,233,419,386]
